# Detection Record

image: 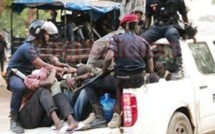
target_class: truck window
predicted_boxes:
[188,42,215,74]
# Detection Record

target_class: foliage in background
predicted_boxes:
[212,0,215,4]
[0,6,50,39]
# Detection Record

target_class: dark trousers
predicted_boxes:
[114,75,144,113]
[63,89,92,121]
[0,54,4,72]
[85,73,144,113]
[84,74,116,105]
[9,75,26,112]
[19,88,73,129]
[141,25,181,57]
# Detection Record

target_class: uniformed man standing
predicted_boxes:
[141,0,189,80]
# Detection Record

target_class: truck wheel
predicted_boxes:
[167,112,193,134]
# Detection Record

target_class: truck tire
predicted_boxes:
[167,112,193,134]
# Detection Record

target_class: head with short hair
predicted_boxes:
[76,64,91,76]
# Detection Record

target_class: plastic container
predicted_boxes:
[11,68,26,79]
[100,93,115,121]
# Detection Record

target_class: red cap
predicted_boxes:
[120,14,138,26]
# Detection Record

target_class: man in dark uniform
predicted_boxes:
[141,0,189,80]
[103,14,154,128]
[83,14,154,128]
[6,20,66,133]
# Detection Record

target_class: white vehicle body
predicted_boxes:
[123,37,215,134]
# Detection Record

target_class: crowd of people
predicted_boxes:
[47,10,113,45]
[2,0,196,133]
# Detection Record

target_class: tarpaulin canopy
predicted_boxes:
[12,0,120,14]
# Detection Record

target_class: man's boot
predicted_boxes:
[90,103,107,128]
[10,111,24,133]
[81,112,96,124]
[108,112,122,128]
[170,57,184,80]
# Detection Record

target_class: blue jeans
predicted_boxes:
[141,25,181,57]
[63,89,91,121]
[9,75,26,112]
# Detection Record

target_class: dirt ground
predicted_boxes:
[0,85,11,133]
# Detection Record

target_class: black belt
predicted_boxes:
[116,72,144,80]
[155,20,176,26]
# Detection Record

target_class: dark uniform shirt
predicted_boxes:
[145,0,187,25]
[109,32,153,76]
[7,42,38,74]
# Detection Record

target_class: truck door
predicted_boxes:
[188,41,215,132]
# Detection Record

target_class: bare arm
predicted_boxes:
[102,49,114,71]
[144,17,152,29]
[182,14,189,24]
[32,57,64,72]
[38,69,56,88]
[147,58,154,73]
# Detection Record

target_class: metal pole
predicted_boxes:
[90,10,92,26]
[114,9,116,30]
[10,8,14,54]
[36,9,39,19]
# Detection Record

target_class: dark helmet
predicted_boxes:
[26,20,58,41]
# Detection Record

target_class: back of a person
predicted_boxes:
[114,32,145,75]
[8,42,36,74]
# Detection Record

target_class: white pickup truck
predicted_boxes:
[122,37,215,134]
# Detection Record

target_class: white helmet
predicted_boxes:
[26,20,58,41]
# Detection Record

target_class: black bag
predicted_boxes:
[174,21,198,39]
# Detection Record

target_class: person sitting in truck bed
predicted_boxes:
[59,13,85,44]
[96,11,115,37]
[5,20,66,133]
[82,14,158,129]
[141,0,189,80]
[46,57,96,122]
[47,10,58,29]
[19,67,81,132]
[72,11,97,43]
[47,10,62,41]
[87,27,125,68]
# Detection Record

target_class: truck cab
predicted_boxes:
[122,37,215,134]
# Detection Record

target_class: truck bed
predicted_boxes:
[2,127,121,134]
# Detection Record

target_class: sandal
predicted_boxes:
[59,125,70,133]
[74,122,91,131]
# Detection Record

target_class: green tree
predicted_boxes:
[212,0,215,5]
[0,0,50,39]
